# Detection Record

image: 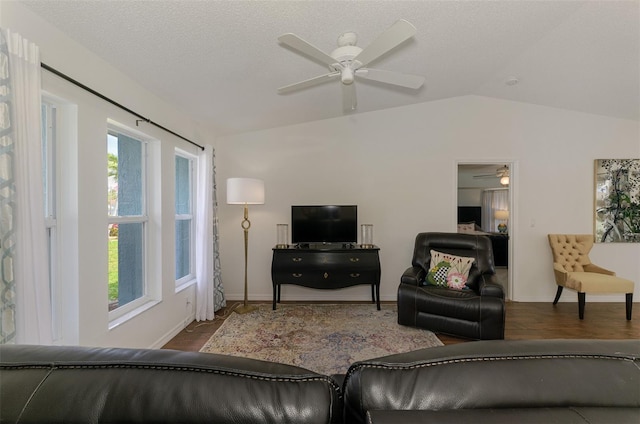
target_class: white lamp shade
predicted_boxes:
[494,209,509,220]
[226,178,265,205]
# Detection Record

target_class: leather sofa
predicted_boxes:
[0,344,343,423]
[1,340,638,423]
[398,232,505,340]
[344,339,640,424]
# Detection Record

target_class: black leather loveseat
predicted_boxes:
[1,340,638,423]
[344,339,640,424]
[0,345,343,423]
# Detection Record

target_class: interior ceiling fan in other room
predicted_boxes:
[473,166,510,186]
[277,19,425,112]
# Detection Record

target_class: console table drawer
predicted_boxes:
[273,270,377,287]
[275,252,378,269]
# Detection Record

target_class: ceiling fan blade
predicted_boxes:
[353,19,417,67]
[278,72,340,94]
[355,68,424,89]
[342,83,357,112]
[278,33,337,67]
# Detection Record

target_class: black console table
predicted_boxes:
[271,245,381,310]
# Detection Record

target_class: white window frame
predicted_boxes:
[41,98,60,341]
[107,122,159,326]
[40,91,81,345]
[175,148,197,290]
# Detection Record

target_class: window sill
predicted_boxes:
[108,299,161,331]
[176,278,197,293]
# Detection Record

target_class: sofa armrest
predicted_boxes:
[401,266,425,286]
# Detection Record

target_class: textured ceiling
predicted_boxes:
[20,0,640,136]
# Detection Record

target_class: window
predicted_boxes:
[175,150,196,288]
[41,100,59,340]
[107,129,148,313]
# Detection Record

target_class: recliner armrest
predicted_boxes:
[479,275,504,298]
[401,266,425,286]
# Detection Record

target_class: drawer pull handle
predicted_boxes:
[350,258,360,262]
[324,272,329,279]
[292,273,303,278]
[292,257,302,262]
[350,273,360,278]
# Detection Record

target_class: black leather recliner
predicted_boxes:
[397,232,505,340]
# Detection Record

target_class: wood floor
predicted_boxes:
[162,300,639,351]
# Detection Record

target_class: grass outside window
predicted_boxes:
[108,237,118,306]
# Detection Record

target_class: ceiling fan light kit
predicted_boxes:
[277,19,425,111]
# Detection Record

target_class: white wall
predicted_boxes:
[2,2,209,348]
[217,95,640,305]
[457,188,482,206]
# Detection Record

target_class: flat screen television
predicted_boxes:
[291,205,357,245]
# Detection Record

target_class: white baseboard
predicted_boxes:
[224,292,397,302]
[148,312,195,349]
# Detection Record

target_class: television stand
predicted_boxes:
[271,245,381,310]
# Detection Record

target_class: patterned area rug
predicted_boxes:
[200,303,442,375]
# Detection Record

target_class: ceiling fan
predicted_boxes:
[277,19,425,111]
[473,166,510,185]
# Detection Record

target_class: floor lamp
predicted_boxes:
[227,178,265,314]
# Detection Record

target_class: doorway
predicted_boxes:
[456,162,513,299]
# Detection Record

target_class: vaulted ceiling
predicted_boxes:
[20,0,640,136]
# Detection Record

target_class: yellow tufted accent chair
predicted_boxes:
[547,234,634,320]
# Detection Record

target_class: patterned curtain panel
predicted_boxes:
[0,29,16,344]
[1,29,51,344]
[211,149,225,312]
[195,145,225,321]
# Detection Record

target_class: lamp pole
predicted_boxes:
[226,177,264,315]
[236,204,256,314]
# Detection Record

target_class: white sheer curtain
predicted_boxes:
[195,145,225,321]
[482,188,509,232]
[3,29,52,344]
[0,29,15,344]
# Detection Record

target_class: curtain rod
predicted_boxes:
[41,62,204,151]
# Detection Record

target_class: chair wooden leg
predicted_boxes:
[626,293,633,321]
[578,292,586,319]
[553,286,563,305]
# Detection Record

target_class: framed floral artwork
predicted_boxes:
[594,159,640,243]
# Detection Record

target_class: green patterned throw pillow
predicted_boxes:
[425,250,475,290]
